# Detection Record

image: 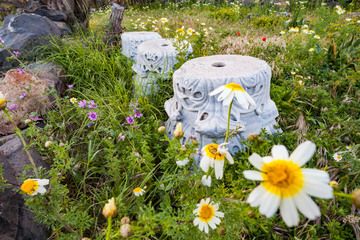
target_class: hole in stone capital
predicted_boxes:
[200,112,209,121]
[161,43,169,47]
[212,62,226,68]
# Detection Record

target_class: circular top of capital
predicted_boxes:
[137,38,177,56]
[173,55,271,83]
[121,31,162,40]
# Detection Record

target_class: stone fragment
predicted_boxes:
[165,55,279,154]
[121,31,162,60]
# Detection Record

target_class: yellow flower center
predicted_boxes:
[261,160,304,197]
[198,204,215,223]
[0,98,7,109]
[224,83,245,92]
[204,143,225,161]
[133,187,143,193]
[20,179,39,195]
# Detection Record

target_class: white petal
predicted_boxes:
[303,180,333,199]
[213,216,221,225]
[208,220,216,229]
[215,211,224,218]
[214,160,225,179]
[245,92,256,107]
[248,153,264,170]
[290,141,316,166]
[271,145,289,159]
[243,170,263,181]
[226,152,234,164]
[280,198,299,227]
[209,86,225,96]
[247,185,266,207]
[200,157,210,172]
[302,169,330,184]
[35,179,49,186]
[193,217,200,226]
[259,192,281,218]
[36,186,47,195]
[294,191,320,220]
[204,223,209,233]
[234,92,249,109]
[262,156,273,163]
[222,92,234,106]
[217,87,231,101]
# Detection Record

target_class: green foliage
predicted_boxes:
[10,1,360,239]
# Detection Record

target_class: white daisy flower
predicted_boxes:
[209,82,256,109]
[176,158,189,167]
[20,178,49,196]
[201,175,212,187]
[193,198,224,233]
[333,152,342,162]
[243,141,333,227]
[133,187,145,197]
[200,143,234,180]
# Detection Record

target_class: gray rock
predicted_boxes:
[0,133,49,240]
[0,13,71,70]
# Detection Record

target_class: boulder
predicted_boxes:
[0,62,65,136]
[0,133,49,240]
[0,13,71,70]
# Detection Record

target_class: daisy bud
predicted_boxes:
[81,238,91,240]
[44,141,53,148]
[173,122,184,138]
[351,189,360,209]
[121,216,131,225]
[102,197,117,218]
[329,180,338,188]
[158,126,166,134]
[0,92,7,110]
[120,223,132,238]
[24,119,32,124]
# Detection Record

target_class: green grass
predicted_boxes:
[3,2,360,239]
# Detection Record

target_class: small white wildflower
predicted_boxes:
[333,152,342,162]
[201,175,211,187]
[176,158,190,167]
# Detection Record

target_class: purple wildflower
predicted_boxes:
[126,116,134,124]
[117,133,126,142]
[7,103,18,112]
[16,68,25,74]
[19,92,27,100]
[78,100,87,108]
[88,112,97,121]
[133,109,143,118]
[12,50,21,57]
[88,100,97,109]
[67,84,74,89]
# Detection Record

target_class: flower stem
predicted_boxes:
[224,100,233,143]
[3,109,39,177]
[106,216,112,240]
[334,191,352,199]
